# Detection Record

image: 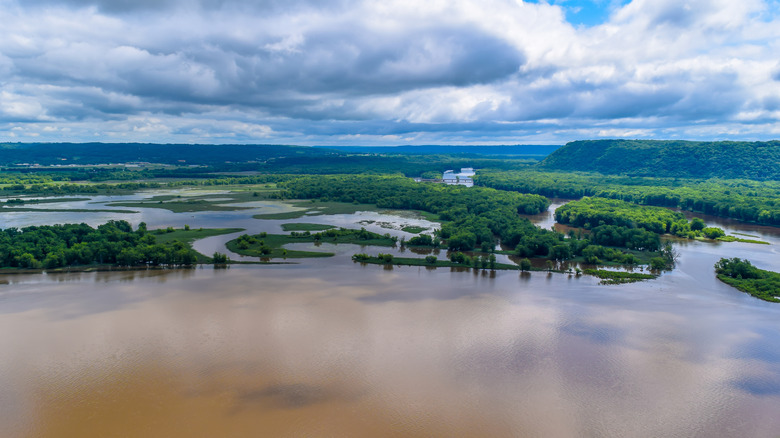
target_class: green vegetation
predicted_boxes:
[716,236,770,244]
[0,143,332,166]
[540,140,780,180]
[151,227,244,262]
[0,143,542,180]
[252,210,310,220]
[0,220,206,269]
[2,142,773,277]
[714,258,780,302]
[0,207,138,214]
[227,228,397,259]
[276,175,673,270]
[212,252,230,264]
[555,197,731,242]
[107,191,274,213]
[1,181,164,196]
[281,175,549,254]
[280,223,335,232]
[556,197,685,233]
[582,269,657,285]
[510,224,676,270]
[407,234,440,247]
[3,197,90,205]
[352,253,517,270]
[476,169,780,226]
[253,200,383,220]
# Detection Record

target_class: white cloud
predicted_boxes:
[0,0,778,144]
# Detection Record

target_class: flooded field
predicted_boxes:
[1,192,779,437]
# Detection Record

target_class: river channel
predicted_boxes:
[1,191,779,437]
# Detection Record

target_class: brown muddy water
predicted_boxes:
[1,193,780,437]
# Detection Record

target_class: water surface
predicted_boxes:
[1,195,779,437]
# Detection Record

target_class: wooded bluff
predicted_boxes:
[540,140,780,180]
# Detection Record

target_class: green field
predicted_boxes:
[281,223,336,231]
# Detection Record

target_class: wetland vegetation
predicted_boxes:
[1,141,778,298]
[226,228,397,259]
[714,258,780,302]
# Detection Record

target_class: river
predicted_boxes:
[1,192,779,437]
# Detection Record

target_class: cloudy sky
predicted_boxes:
[1,0,779,145]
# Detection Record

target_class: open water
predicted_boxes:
[1,191,779,437]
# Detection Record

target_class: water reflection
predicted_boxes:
[0,263,779,437]
[2,194,780,437]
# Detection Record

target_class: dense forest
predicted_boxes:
[554,197,727,236]
[476,170,780,226]
[0,143,332,166]
[540,140,780,180]
[0,220,199,269]
[315,145,561,156]
[279,176,672,267]
[0,143,541,177]
[281,175,550,251]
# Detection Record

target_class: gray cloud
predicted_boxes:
[1,0,779,144]
[20,0,349,14]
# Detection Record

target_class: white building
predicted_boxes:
[442,168,474,187]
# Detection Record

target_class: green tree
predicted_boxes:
[690,217,705,231]
[650,257,667,270]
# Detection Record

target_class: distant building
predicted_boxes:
[442,170,457,183]
[442,168,474,187]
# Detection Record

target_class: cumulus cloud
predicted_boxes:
[0,0,779,144]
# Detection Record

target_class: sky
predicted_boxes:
[0,0,779,146]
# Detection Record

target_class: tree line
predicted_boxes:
[0,220,198,269]
[280,175,671,267]
[555,197,727,240]
[476,170,780,226]
[281,175,549,252]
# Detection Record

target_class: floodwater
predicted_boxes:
[1,192,780,437]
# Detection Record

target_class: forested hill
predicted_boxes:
[0,143,333,166]
[539,140,780,180]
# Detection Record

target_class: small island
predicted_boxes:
[715,258,780,302]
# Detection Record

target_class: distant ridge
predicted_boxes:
[316,145,562,156]
[0,143,332,166]
[539,140,780,180]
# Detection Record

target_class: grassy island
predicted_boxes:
[226,228,397,259]
[715,258,780,302]
[582,269,657,285]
